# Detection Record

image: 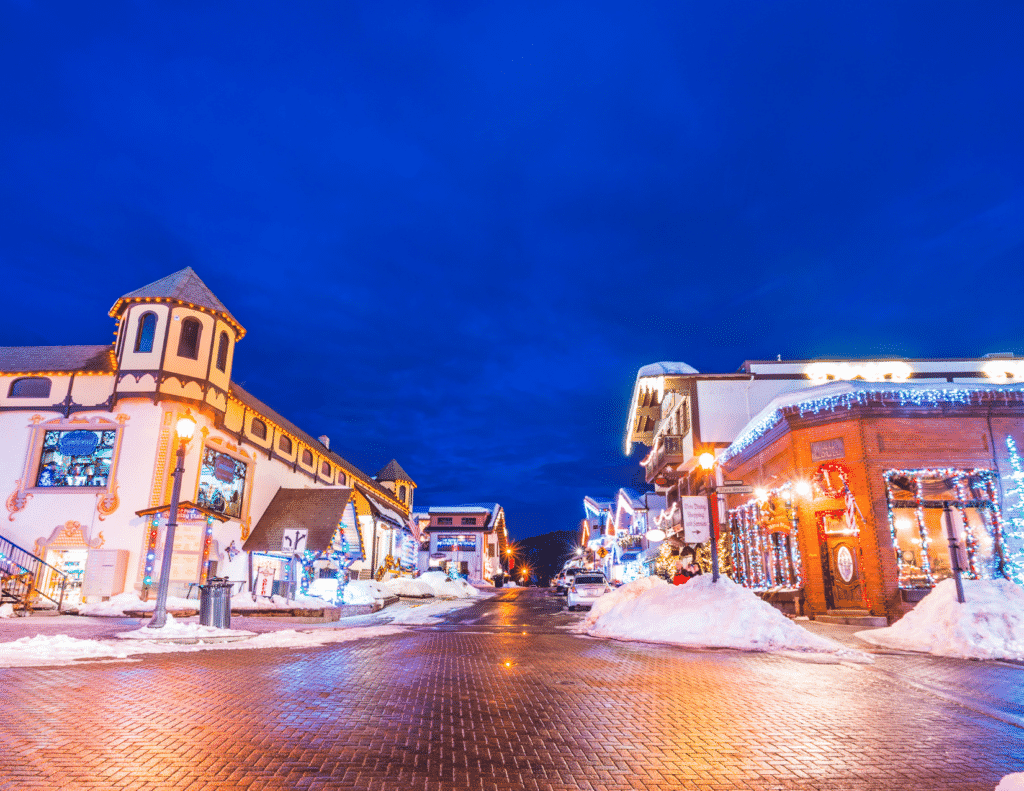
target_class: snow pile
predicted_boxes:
[382,577,435,598]
[77,591,195,616]
[231,591,333,610]
[855,578,1024,660]
[503,581,518,588]
[0,625,407,668]
[998,774,1024,791]
[416,571,480,599]
[116,613,254,641]
[342,580,392,605]
[0,603,15,619]
[582,575,861,656]
[385,598,478,624]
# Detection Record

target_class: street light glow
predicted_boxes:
[698,452,715,470]
[176,416,197,440]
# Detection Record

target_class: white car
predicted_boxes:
[567,572,611,611]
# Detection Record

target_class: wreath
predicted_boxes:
[813,462,850,499]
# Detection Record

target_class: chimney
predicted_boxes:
[318,435,330,449]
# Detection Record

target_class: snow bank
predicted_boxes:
[342,580,392,605]
[582,575,862,656]
[382,577,435,598]
[230,591,332,610]
[0,625,407,668]
[385,598,478,624]
[416,571,480,599]
[855,578,1024,660]
[77,591,195,616]
[998,774,1024,791]
[116,613,254,641]
[0,603,15,619]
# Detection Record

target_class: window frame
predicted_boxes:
[250,417,268,441]
[278,435,293,454]
[177,317,202,360]
[8,377,52,399]
[215,331,230,372]
[134,311,158,354]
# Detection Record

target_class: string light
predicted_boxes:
[142,516,160,588]
[1002,437,1024,585]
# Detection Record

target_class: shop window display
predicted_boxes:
[196,448,247,518]
[36,430,116,487]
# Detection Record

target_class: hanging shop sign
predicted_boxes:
[679,496,710,544]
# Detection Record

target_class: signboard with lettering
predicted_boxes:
[679,496,711,544]
[436,534,477,552]
[810,437,845,462]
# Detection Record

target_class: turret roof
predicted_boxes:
[109,267,244,336]
[375,459,415,485]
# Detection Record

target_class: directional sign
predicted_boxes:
[716,484,754,495]
[679,496,710,544]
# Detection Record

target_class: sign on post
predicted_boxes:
[680,496,711,544]
[282,529,308,554]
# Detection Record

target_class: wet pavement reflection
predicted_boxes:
[0,588,1021,790]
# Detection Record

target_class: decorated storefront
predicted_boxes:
[720,381,1024,622]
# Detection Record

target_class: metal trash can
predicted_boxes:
[198,577,232,628]
[493,574,505,588]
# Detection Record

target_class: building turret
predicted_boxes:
[109,267,244,412]
[374,459,416,509]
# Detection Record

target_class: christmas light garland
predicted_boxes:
[727,484,802,591]
[1003,437,1024,585]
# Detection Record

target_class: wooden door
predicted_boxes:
[818,511,863,610]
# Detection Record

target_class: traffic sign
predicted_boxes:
[716,484,754,494]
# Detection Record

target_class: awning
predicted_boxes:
[360,487,407,531]
[242,488,353,555]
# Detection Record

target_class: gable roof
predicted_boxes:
[0,345,116,375]
[109,267,245,337]
[375,459,414,485]
[242,487,353,554]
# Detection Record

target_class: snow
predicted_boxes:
[0,624,407,668]
[116,612,254,641]
[416,571,481,599]
[342,580,392,605]
[77,591,196,616]
[579,575,867,658]
[636,361,699,377]
[855,578,1024,660]
[382,577,435,598]
[384,598,478,624]
[0,603,15,619]
[230,592,332,610]
[998,774,1024,791]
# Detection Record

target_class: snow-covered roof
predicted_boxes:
[636,361,700,377]
[624,362,700,454]
[723,380,1024,461]
[428,506,492,514]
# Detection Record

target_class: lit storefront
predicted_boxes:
[720,381,1024,621]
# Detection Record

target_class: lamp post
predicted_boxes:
[698,452,720,582]
[149,415,197,628]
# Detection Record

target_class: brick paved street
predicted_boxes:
[1,588,1021,791]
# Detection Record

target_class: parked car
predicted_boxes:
[555,567,586,595]
[567,572,611,610]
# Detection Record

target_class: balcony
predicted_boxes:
[643,434,690,484]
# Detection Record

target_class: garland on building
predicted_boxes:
[654,541,675,579]
[1002,437,1024,585]
[726,484,802,591]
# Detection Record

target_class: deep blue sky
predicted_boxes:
[2,2,1023,539]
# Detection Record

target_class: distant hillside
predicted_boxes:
[512,529,581,584]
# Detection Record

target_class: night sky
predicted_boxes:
[2,2,1023,539]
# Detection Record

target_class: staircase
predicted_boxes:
[0,534,68,614]
[814,609,888,627]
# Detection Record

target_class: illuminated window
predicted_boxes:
[9,377,51,398]
[250,418,267,440]
[216,332,230,372]
[196,448,247,518]
[177,317,202,360]
[36,429,115,487]
[135,312,157,353]
[278,435,293,454]
[301,448,313,466]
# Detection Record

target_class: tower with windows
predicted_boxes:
[374,459,416,509]
[109,267,245,413]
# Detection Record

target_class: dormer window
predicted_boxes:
[216,331,230,372]
[278,435,293,454]
[177,317,202,360]
[301,448,313,466]
[250,418,267,440]
[321,461,331,477]
[9,377,51,398]
[338,471,348,486]
[135,312,157,353]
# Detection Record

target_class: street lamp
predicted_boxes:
[698,452,720,582]
[149,415,196,628]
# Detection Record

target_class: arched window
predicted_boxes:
[134,312,157,353]
[321,461,331,477]
[9,377,51,398]
[399,485,407,502]
[250,418,267,440]
[278,435,293,454]
[338,471,347,486]
[177,317,202,360]
[216,331,230,372]
[301,448,313,466]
